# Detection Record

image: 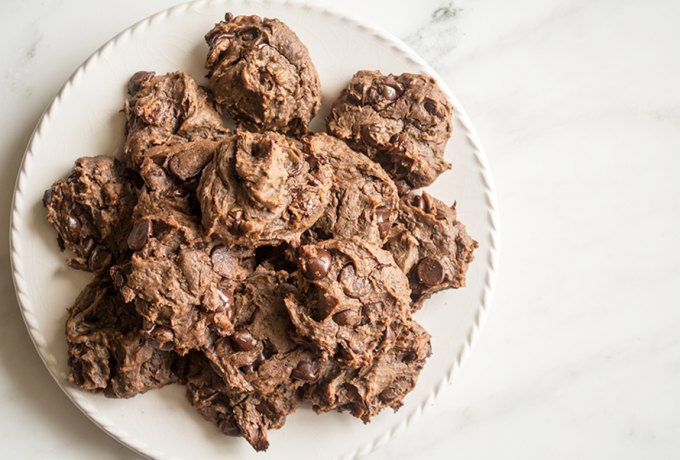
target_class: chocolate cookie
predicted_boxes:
[198,131,331,247]
[305,320,431,422]
[43,156,135,272]
[384,192,477,308]
[195,269,315,451]
[66,276,178,398]
[124,71,228,171]
[115,188,255,354]
[327,70,453,192]
[304,133,399,246]
[284,237,411,367]
[205,14,321,134]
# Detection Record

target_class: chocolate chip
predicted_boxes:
[424,98,439,116]
[239,27,261,41]
[378,386,400,403]
[231,330,257,351]
[42,188,53,207]
[383,324,395,345]
[381,79,404,101]
[291,361,319,382]
[382,85,398,100]
[375,206,390,224]
[305,154,318,171]
[417,257,444,287]
[216,286,235,321]
[65,215,81,241]
[287,160,303,176]
[256,401,276,420]
[87,246,112,272]
[301,249,332,280]
[360,124,382,147]
[376,206,391,238]
[167,148,215,181]
[411,194,428,212]
[151,154,167,166]
[335,346,353,362]
[170,186,188,198]
[127,219,152,251]
[128,71,155,95]
[332,309,353,326]
[229,209,245,235]
[82,237,96,256]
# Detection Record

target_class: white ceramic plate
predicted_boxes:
[10,1,498,459]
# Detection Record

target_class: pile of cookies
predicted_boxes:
[43,13,477,451]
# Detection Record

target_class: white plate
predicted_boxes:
[10,1,498,459]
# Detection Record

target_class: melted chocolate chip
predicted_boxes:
[127,219,152,251]
[291,361,319,382]
[417,257,444,287]
[231,330,257,351]
[301,249,332,280]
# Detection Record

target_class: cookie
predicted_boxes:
[124,71,228,171]
[198,131,331,247]
[284,237,411,367]
[43,156,135,272]
[205,14,321,134]
[114,188,256,354]
[193,269,316,451]
[304,320,431,422]
[303,133,399,246]
[327,70,452,192]
[66,276,178,398]
[384,192,477,308]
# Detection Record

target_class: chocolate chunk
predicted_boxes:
[127,219,152,251]
[291,361,319,382]
[167,145,215,181]
[231,330,258,351]
[301,249,332,280]
[416,257,444,287]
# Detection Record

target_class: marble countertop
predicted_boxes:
[1,0,678,458]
